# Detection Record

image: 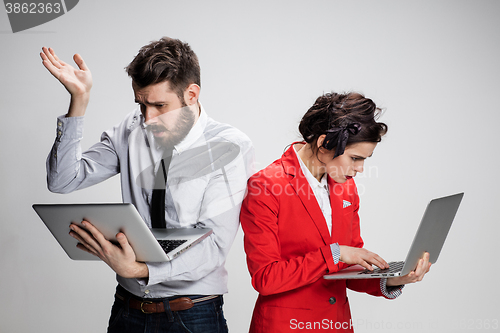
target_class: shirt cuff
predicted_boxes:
[330,243,341,265]
[380,278,404,299]
[56,115,84,141]
[140,262,172,287]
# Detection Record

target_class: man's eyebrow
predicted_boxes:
[134,99,166,105]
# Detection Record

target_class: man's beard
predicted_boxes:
[146,104,196,151]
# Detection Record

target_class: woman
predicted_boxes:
[240,92,431,332]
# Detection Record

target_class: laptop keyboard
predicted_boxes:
[358,261,405,275]
[157,239,188,254]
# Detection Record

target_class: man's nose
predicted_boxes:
[142,106,160,123]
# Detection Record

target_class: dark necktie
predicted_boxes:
[150,156,172,228]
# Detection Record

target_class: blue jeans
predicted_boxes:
[107,287,229,333]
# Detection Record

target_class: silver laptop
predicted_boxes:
[324,192,463,280]
[32,203,212,262]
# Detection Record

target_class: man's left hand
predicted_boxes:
[69,220,149,279]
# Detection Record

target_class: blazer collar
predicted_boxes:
[281,143,332,244]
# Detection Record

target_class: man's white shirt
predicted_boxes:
[47,105,254,298]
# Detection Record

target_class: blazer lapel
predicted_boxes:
[328,176,344,243]
[282,145,332,245]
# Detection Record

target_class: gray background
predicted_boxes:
[1,0,499,332]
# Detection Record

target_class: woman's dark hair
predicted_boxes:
[126,37,201,99]
[298,92,388,156]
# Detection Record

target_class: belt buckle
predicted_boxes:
[140,301,154,314]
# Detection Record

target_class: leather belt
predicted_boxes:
[116,290,219,314]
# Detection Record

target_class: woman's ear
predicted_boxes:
[317,134,326,149]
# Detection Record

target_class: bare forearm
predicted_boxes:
[66,93,90,117]
[129,262,149,279]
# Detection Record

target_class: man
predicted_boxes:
[40,37,253,332]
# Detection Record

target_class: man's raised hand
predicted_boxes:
[40,47,92,117]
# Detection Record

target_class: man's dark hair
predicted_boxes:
[126,37,201,99]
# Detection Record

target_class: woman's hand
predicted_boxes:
[339,245,390,271]
[387,252,431,286]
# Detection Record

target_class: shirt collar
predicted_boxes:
[292,144,328,189]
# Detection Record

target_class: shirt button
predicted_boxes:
[58,121,62,127]
[144,290,150,295]
[57,130,62,136]
[329,297,336,305]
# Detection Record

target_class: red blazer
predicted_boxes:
[240,144,391,332]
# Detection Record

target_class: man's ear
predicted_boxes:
[184,84,200,106]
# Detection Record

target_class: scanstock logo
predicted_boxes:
[4,0,79,33]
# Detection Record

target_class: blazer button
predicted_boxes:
[329,297,336,305]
